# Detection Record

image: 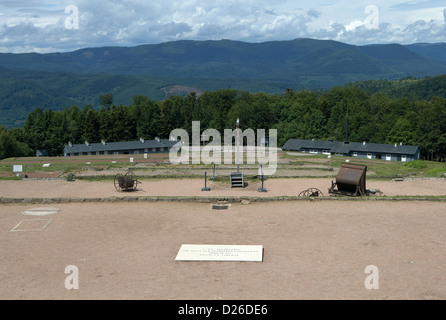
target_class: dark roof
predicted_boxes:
[282,139,419,155]
[36,149,49,156]
[64,139,177,154]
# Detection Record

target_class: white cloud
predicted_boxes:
[0,0,444,53]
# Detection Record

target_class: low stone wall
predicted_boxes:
[1,196,446,204]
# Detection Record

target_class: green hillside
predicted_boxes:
[344,75,446,100]
[2,39,446,80]
[1,39,446,128]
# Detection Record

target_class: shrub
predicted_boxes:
[404,160,427,169]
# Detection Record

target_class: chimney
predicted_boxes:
[85,141,89,146]
[140,138,145,143]
[345,113,349,144]
[68,141,72,147]
[155,137,160,142]
[101,140,106,145]
[363,141,366,146]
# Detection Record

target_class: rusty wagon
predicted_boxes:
[114,171,140,192]
[328,163,370,196]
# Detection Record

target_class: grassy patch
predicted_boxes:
[426,167,446,177]
[0,176,22,181]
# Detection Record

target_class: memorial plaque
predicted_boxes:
[21,207,60,216]
[175,244,263,262]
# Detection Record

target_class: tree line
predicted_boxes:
[1,87,445,161]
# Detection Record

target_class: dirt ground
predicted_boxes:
[1,177,446,198]
[1,178,446,300]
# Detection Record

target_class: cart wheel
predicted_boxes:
[114,173,124,192]
[125,171,138,191]
[299,188,324,197]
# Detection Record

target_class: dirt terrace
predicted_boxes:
[1,178,446,199]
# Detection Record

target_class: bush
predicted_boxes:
[404,160,427,169]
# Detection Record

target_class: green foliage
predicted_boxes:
[404,160,427,169]
[0,126,33,159]
[2,82,446,161]
[1,39,446,129]
[99,93,113,108]
[426,167,446,177]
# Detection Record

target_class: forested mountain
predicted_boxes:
[1,38,446,128]
[344,75,446,100]
[2,39,446,78]
[1,39,446,161]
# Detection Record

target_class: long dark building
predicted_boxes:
[64,138,178,156]
[282,139,420,162]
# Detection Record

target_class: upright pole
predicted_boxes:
[202,171,210,191]
[345,110,349,144]
[236,118,240,173]
[258,164,267,192]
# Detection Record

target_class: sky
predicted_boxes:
[0,0,445,53]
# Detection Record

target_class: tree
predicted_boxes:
[108,105,134,142]
[0,126,32,159]
[83,108,100,143]
[99,93,113,109]
[133,96,162,139]
[385,118,415,146]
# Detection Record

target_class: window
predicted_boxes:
[309,149,318,154]
[322,150,330,155]
[367,153,372,159]
[134,150,139,154]
[353,152,358,157]
[401,155,407,162]
[386,154,391,161]
[152,148,157,152]
[114,152,119,155]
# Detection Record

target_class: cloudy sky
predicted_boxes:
[0,0,445,53]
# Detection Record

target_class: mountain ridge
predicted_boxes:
[1,38,446,128]
[2,38,446,77]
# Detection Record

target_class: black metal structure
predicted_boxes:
[114,171,140,192]
[298,188,324,197]
[328,163,367,196]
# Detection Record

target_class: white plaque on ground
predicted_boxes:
[175,244,263,262]
[21,207,60,216]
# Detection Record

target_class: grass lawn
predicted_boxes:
[0,152,445,180]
